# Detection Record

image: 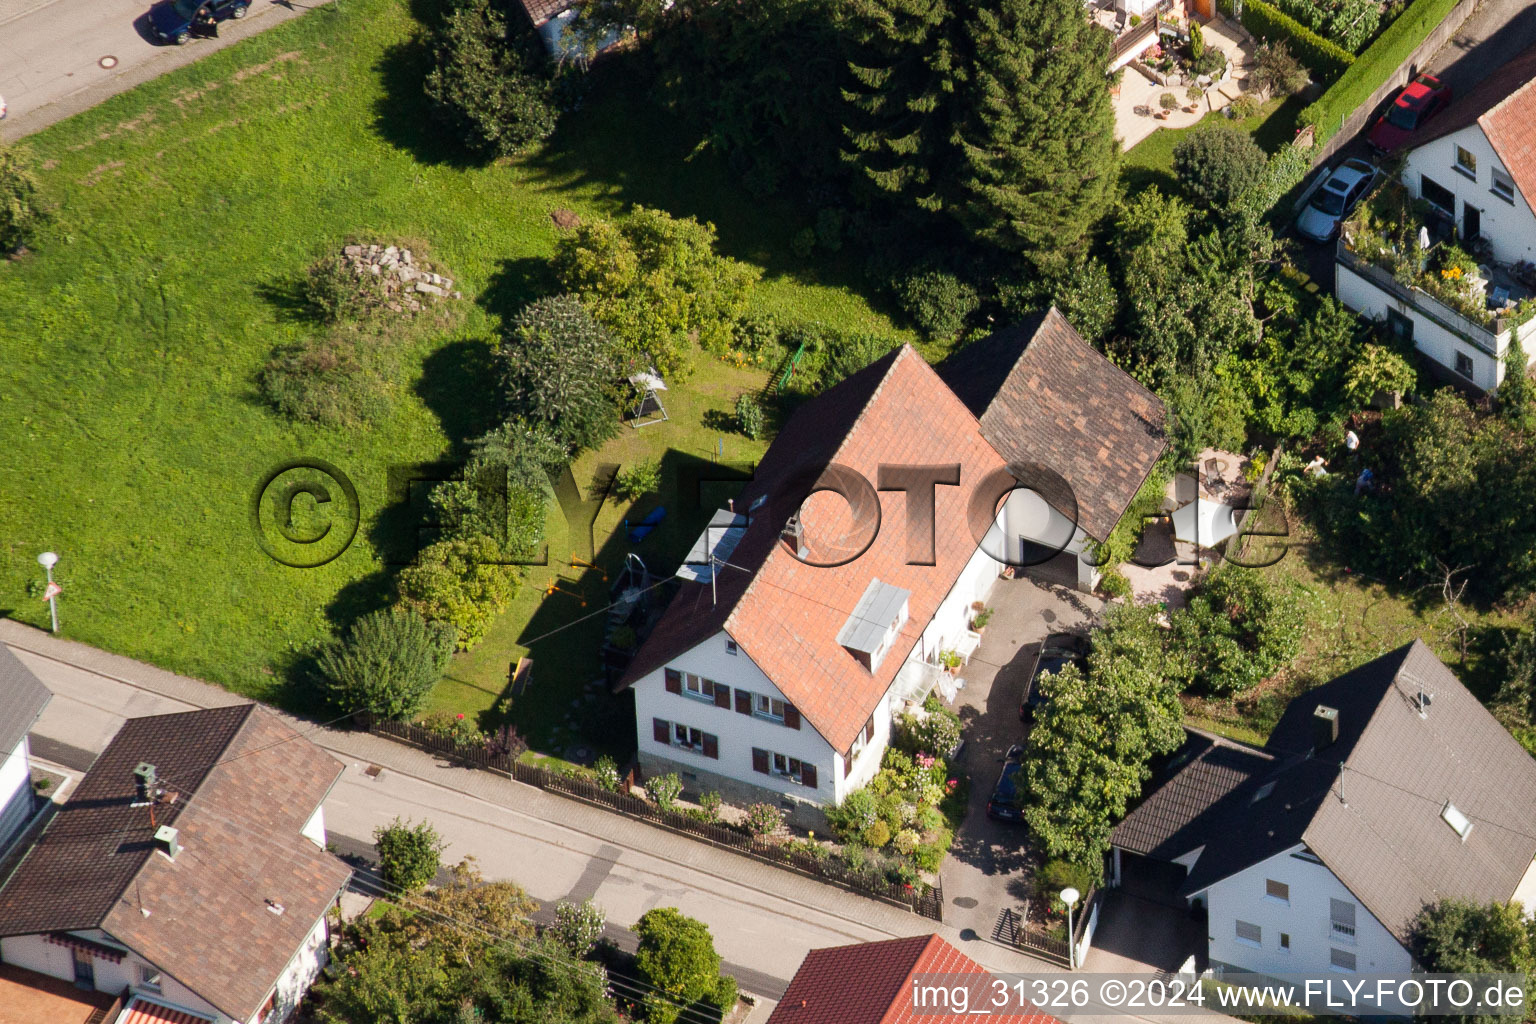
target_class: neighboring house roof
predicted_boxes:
[1129,641,1536,945]
[1408,42,1536,204]
[622,317,1168,755]
[0,704,351,1022]
[1113,732,1275,858]
[0,645,52,757]
[767,933,1061,1024]
[937,308,1167,541]
[517,0,574,25]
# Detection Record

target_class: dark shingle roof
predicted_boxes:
[1161,642,1536,944]
[515,0,575,24]
[0,705,351,1021]
[937,308,1167,541]
[1113,733,1275,857]
[0,645,52,757]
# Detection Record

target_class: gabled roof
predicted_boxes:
[0,705,351,1021]
[937,308,1166,541]
[1113,732,1275,858]
[767,934,1061,1024]
[1409,42,1536,205]
[0,645,51,758]
[1142,642,1536,945]
[516,0,574,25]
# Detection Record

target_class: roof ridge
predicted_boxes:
[877,934,946,1024]
[722,345,917,639]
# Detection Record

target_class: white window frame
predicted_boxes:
[137,965,163,993]
[672,722,713,754]
[754,693,786,722]
[770,751,807,785]
[1455,145,1478,180]
[683,673,718,704]
[725,639,739,655]
[1492,166,1516,202]
[1235,920,1262,947]
[1264,878,1290,904]
[1330,898,1357,942]
[1330,947,1357,973]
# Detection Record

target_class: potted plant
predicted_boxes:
[938,650,963,674]
[1185,85,1203,113]
[970,605,994,632]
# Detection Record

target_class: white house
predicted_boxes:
[0,646,51,852]
[1111,641,1536,1012]
[0,704,351,1024]
[1335,44,1536,391]
[619,310,1167,824]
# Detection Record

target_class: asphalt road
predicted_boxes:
[0,0,332,140]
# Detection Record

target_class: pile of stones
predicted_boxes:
[340,243,461,313]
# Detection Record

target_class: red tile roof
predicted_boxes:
[767,934,1063,1024]
[1408,43,1536,204]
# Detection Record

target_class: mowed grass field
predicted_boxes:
[0,0,901,724]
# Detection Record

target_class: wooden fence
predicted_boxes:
[994,888,1101,967]
[362,715,944,922]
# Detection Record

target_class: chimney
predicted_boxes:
[133,762,158,803]
[154,825,179,860]
[1313,705,1339,750]
[781,514,807,558]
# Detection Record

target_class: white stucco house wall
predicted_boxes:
[0,646,52,853]
[620,311,1167,824]
[1335,49,1536,391]
[0,704,350,1024]
[1111,642,1536,1013]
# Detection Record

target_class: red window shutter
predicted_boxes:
[752,748,769,774]
[865,716,875,742]
[653,718,669,744]
[713,685,731,709]
[784,704,801,730]
[801,764,818,789]
[735,690,752,715]
[664,669,682,694]
[703,733,719,759]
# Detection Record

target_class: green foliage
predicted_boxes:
[552,207,761,380]
[304,253,391,323]
[1217,0,1353,81]
[429,420,566,557]
[317,607,455,720]
[648,771,684,812]
[862,819,893,847]
[615,458,662,501]
[257,331,393,427]
[1038,857,1099,903]
[0,143,49,253]
[1168,567,1305,695]
[593,755,622,791]
[1297,0,1458,144]
[374,817,446,893]
[501,295,623,452]
[1344,342,1416,408]
[1188,20,1205,60]
[1500,337,1533,427]
[1250,40,1309,98]
[894,269,980,339]
[1230,295,1366,441]
[1022,603,1184,865]
[424,0,559,158]
[633,908,734,1024]
[1173,123,1268,214]
[697,790,723,822]
[734,392,765,439]
[1496,606,1536,725]
[892,704,963,759]
[552,898,607,957]
[397,536,519,650]
[773,321,900,393]
[790,227,817,259]
[1410,899,1536,1024]
[743,802,783,838]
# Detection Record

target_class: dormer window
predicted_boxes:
[836,579,911,673]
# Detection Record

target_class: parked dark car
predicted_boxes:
[1019,632,1089,722]
[985,744,1027,822]
[148,0,249,45]
[1367,74,1452,153]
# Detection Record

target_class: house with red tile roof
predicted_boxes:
[0,704,351,1024]
[618,312,1165,823]
[1335,42,1536,391]
[767,933,1062,1024]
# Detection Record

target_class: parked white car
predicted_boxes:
[1297,158,1378,242]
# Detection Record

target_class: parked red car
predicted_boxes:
[1367,74,1452,153]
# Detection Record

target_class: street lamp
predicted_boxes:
[1061,887,1081,970]
[37,551,59,634]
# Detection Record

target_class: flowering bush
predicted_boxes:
[419,710,486,746]
[593,755,621,792]
[893,828,921,856]
[744,802,783,838]
[648,772,683,812]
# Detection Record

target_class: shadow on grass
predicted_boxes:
[479,255,557,325]
[370,36,485,170]
[416,336,504,456]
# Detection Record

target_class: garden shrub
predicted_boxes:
[374,817,446,893]
[428,420,564,558]
[776,321,900,394]
[633,908,735,1024]
[424,0,560,159]
[316,606,455,720]
[1168,567,1305,696]
[1173,123,1268,214]
[698,790,723,822]
[1038,857,1098,903]
[893,269,980,339]
[814,207,844,252]
[790,227,817,258]
[862,820,892,848]
[486,723,527,759]
[891,703,962,760]
[0,143,50,253]
[734,392,765,439]
[826,788,879,840]
[257,332,392,427]
[397,535,519,650]
[1250,40,1309,98]
[419,710,487,745]
[593,755,621,792]
[615,458,662,501]
[1344,344,1416,408]
[648,771,683,812]
[500,295,622,452]
[304,253,391,323]
[743,802,783,838]
[1217,0,1353,83]
[552,898,606,957]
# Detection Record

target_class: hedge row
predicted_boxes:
[1297,0,1463,145]
[1217,0,1354,83]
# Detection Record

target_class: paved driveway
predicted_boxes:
[939,577,1103,947]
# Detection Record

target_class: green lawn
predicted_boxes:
[1120,93,1305,195]
[0,0,900,738]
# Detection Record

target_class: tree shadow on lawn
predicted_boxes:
[416,335,505,457]
[478,255,557,327]
[370,37,486,171]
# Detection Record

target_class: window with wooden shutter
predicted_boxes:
[664,669,682,694]
[713,685,731,709]
[801,763,817,789]
[735,690,752,715]
[865,716,875,742]
[752,748,769,774]
[784,704,801,730]
[653,718,670,744]
[702,734,719,759]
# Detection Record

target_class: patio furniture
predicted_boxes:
[1203,457,1226,491]
[1491,285,1511,309]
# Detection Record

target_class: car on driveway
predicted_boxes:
[985,744,1026,822]
[1367,74,1452,153]
[1296,158,1378,242]
[1019,632,1088,722]
[148,0,249,44]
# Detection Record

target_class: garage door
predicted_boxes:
[1020,539,1079,589]
[1118,851,1188,908]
